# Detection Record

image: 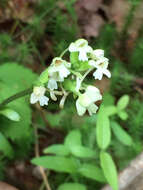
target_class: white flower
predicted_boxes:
[30,86,49,106]
[89,58,111,80]
[48,78,58,90]
[76,86,102,116]
[69,39,92,61]
[47,57,71,90]
[89,49,111,80]
[90,49,104,60]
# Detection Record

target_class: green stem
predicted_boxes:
[80,68,94,84]
[0,88,33,107]
[75,68,94,92]
[60,48,68,58]
[69,69,82,78]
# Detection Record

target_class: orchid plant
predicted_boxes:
[30,38,111,116]
[0,39,132,190]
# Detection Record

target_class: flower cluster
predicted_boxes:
[30,39,111,116]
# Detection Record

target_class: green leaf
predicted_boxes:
[0,108,20,121]
[105,106,117,116]
[0,63,37,140]
[0,87,32,140]
[111,122,133,146]
[64,130,91,158]
[0,132,13,158]
[70,52,79,69]
[100,152,118,190]
[78,163,106,182]
[102,93,115,106]
[31,156,79,174]
[70,145,96,158]
[58,183,87,190]
[0,63,37,88]
[38,68,49,84]
[96,106,111,149]
[64,130,82,147]
[118,111,128,120]
[117,95,129,110]
[43,145,70,156]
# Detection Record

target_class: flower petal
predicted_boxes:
[79,49,88,61]
[85,46,93,53]
[93,49,104,58]
[87,104,98,115]
[59,65,70,79]
[75,39,88,47]
[76,99,86,116]
[103,69,111,78]
[69,43,78,52]
[93,69,103,80]
[78,94,92,107]
[39,96,49,106]
[86,86,102,102]
[48,78,58,90]
[33,86,46,96]
[30,93,39,104]
[89,60,96,67]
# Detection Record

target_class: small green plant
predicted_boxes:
[0,38,133,189]
[31,93,132,190]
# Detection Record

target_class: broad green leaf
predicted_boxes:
[111,122,133,146]
[70,145,96,158]
[0,108,20,121]
[96,106,111,149]
[102,93,115,106]
[100,152,118,190]
[118,111,128,120]
[31,156,79,174]
[0,132,13,158]
[105,106,117,116]
[58,183,87,190]
[0,63,37,88]
[78,163,106,182]
[64,130,82,147]
[43,145,70,156]
[117,95,129,110]
[0,86,32,140]
[0,63,37,140]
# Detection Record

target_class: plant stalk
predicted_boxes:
[0,88,33,107]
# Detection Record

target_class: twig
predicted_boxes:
[34,124,51,190]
